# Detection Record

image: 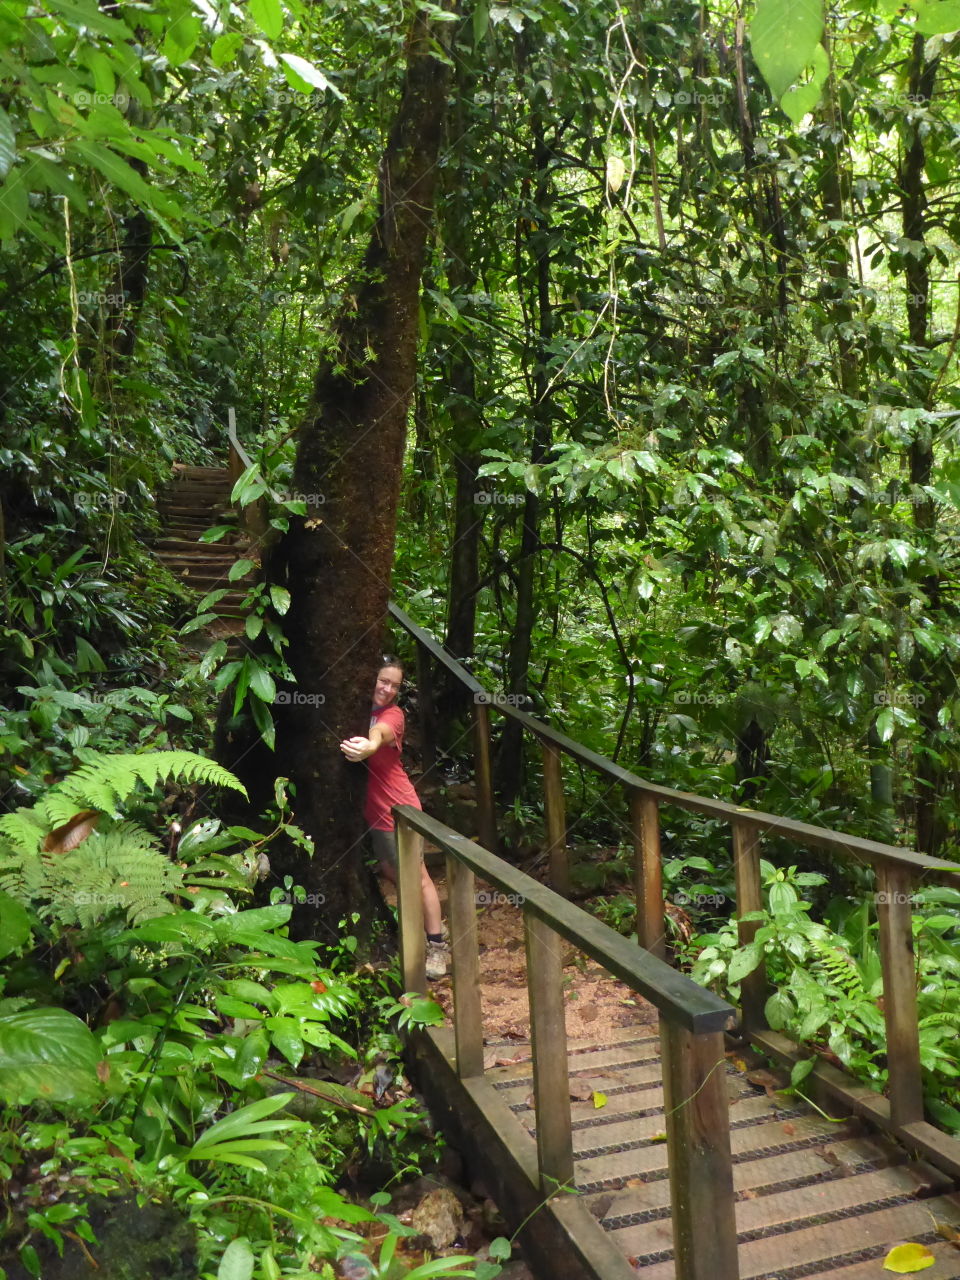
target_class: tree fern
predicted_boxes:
[808,938,865,1000]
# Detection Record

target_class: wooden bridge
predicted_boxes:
[388,605,960,1280]
[157,440,960,1280]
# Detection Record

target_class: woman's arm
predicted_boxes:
[339,721,395,761]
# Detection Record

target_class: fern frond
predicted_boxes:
[42,751,246,824]
[809,938,864,999]
[0,809,46,856]
[45,829,183,927]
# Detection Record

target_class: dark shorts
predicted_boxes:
[369,828,398,867]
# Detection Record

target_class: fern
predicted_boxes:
[42,750,245,825]
[0,750,245,929]
[809,938,865,1000]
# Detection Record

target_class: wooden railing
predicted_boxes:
[394,804,739,1280]
[388,600,960,1180]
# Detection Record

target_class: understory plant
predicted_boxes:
[0,750,495,1280]
[689,861,960,1126]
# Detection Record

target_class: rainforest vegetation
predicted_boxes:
[1,0,960,1274]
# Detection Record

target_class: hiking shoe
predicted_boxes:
[425,939,451,980]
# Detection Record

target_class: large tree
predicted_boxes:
[218,5,457,942]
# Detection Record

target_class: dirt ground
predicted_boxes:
[383,864,658,1046]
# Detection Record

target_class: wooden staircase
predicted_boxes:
[154,464,255,644]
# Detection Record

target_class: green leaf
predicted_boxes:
[189,1092,299,1150]
[0,1008,101,1104]
[780,43,830,123]
[269,585,291,615]
[876,707,895,743]
[218,1238,255,1280]
[267,1020,304,1067]
[248,664,276,703]
[229,559,255,582]
[249,0,283,38]
[0,892,33,960]
[910,0,960,33]
[750,0,824,99]
[278,53,343,98]
[0,108,15,179]
[727,943,763,984]
[882,1242,936,1273]
[211,32,245,66]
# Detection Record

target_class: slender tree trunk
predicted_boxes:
[900,35,948,853]
[217,7,454,940]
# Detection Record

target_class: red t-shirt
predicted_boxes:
[364,704,421,830]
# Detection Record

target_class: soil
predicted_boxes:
[384,860,659,1047]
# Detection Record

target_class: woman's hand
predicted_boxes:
[340,735,374,762]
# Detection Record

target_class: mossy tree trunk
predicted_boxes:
[219,7,454,942]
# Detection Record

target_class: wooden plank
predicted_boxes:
[898,1120,960,1180]
[631,1198,960,1280]
[659,1021,738,1280]
[542,738,570,896]
[732,817,766,1032]
[495,1056,665,1100]
[877,864,924,1127]
[575,1115,864,1188]
[583,1133,895,1222]
[446,854,484,1079]
[393,805,734,1033]
[610,1166,944,1256]
[559,1093,790,1155]
[396,815,425,994]
[489,1034,661,1086]
[525,913,575,1191]
[630,789,665,959]
[472,701,498,854]
[806,1241,960,1280]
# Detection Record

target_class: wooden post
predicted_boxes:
[473,699,498,854]
[732,817,767,1033]
[415,639,437,781]
[660,1018,740,1280]
[629,789,664,959]
[876,863,924,1127]
[397,815,426,994]
[446,854,484,1079]
[541,739,570,897]
[524,913,574,1192]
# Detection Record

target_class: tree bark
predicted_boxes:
[219,7,454,941]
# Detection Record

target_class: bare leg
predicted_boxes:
[378,856,443,937]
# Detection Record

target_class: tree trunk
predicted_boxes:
[219,7,454,940]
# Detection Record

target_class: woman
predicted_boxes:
[340,658,449,980]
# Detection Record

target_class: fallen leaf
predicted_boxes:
[593,1091,608,1109]
[589,1193,614,1220]
[496,1053,531,1066]
[96,1060,111,1083]
[782,1123,796,1137]
[579,1003,599,1022]
[650,1130,667,1143]
[741,1188,758,1200]
[625,1177,646,1188]
[569,1080,594,1102]
[746,1068,787,1098]
[883,1242,935,1273]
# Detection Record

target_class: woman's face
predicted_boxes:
[373,665,403,709]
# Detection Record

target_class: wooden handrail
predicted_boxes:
[389,599,960,883]
[394,804,739,1279]
[394,806,733,1033]
[390,603,960,1180]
